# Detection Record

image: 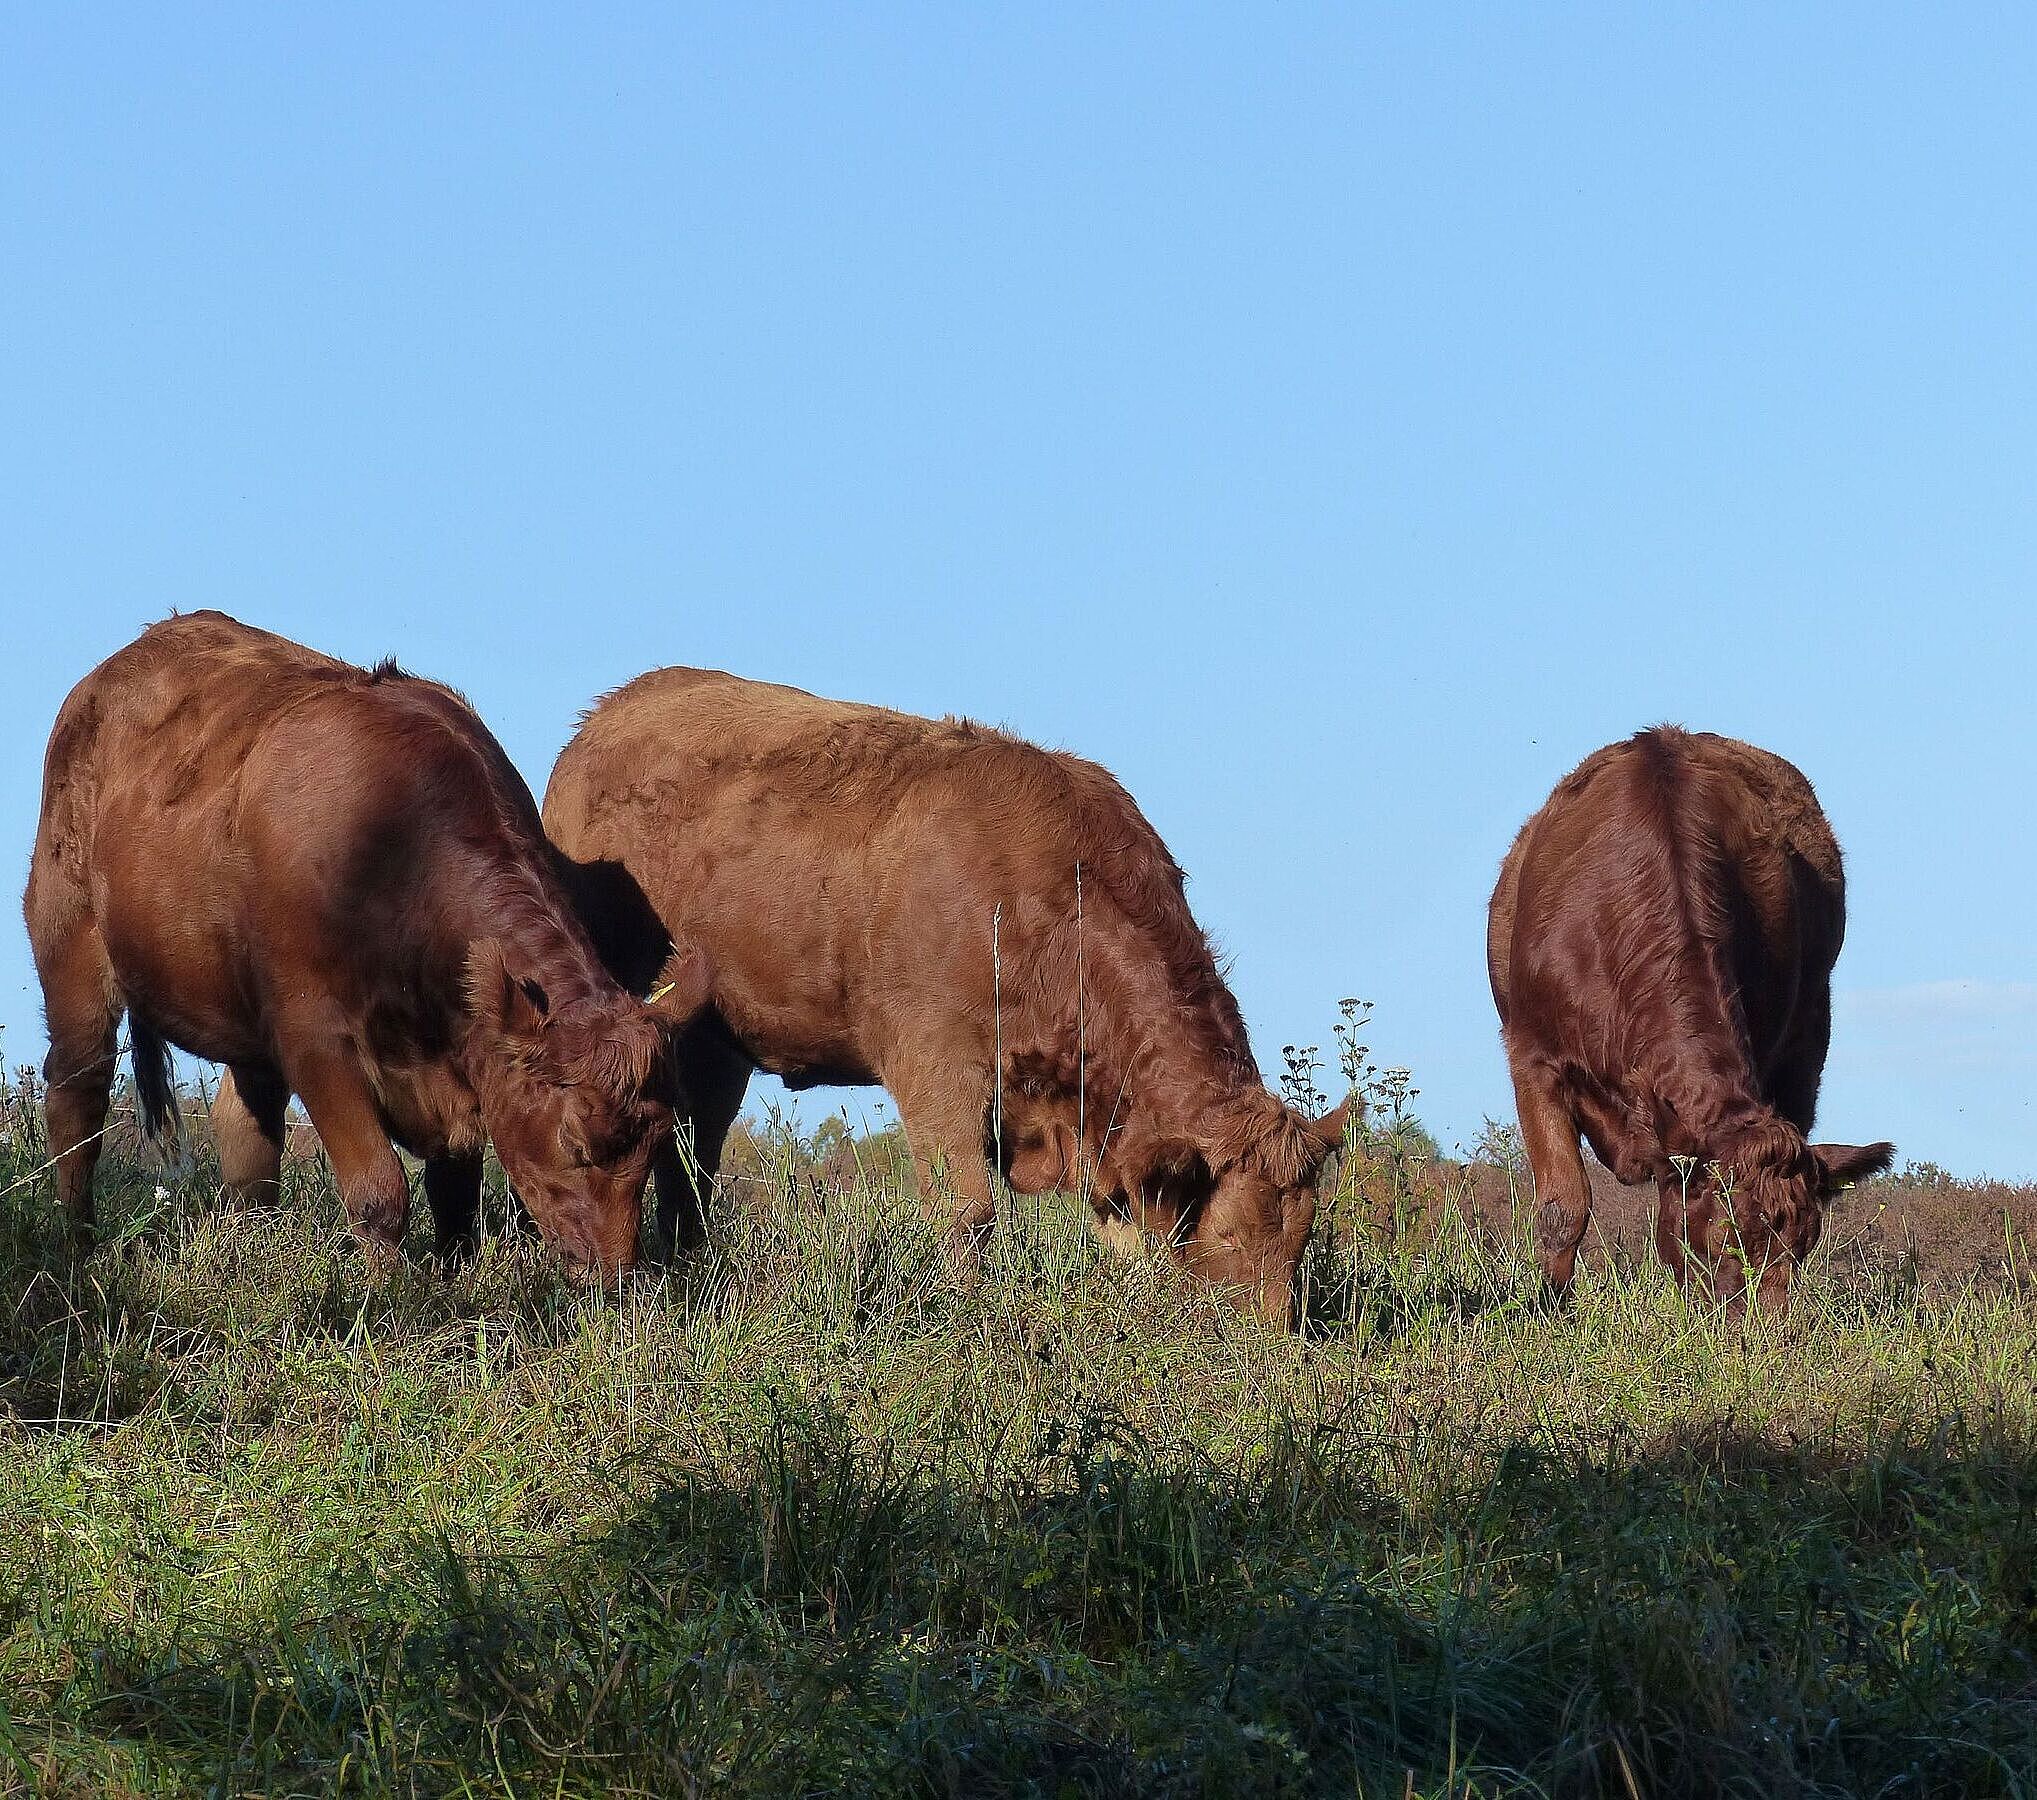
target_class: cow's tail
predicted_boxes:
[130,1014,179,1142]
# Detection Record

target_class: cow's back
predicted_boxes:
[43,612,508,892]
[1678,731,1846,1069]
[552,670,998,1076]
[549,666,1213,943]
[38,613,356,855]
[35,612,539,1056]
[1687,731,1844,938]
[1492,727,1845,1128]
[546,667,1238,1086]
[553,668,1087,902]
[550,666,1037,835]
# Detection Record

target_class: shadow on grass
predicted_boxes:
[13,1400,2037,1799]
[7,1133,2037,1796]
[1295,1272,1543,1345]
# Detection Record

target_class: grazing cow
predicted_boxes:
[542,668,1351,1323]
[25,613,710,1281]
[1488,726,1893,1312]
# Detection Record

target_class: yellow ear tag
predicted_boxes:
[646,981,676,1004]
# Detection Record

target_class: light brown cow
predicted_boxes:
[544,668,1350,1323]
[26,613,710,1280]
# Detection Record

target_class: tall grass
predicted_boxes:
[1,1071,2033,1796]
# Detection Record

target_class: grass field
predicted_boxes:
[1,1071,2034,1798]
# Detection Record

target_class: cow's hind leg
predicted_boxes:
[215,1064,289,1206]
[29,901,122,1248]
[1510,1059,1592,1295]
[424,1151,483,1265]
[889,1055,997,1279]
[652,1031,752,1261]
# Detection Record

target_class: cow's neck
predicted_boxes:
[448,843,618,1021]
[1643,1028,1778,1166]
[1032,899,1262,1192]
[1602,907,1776,1167]
[1092,1028,1260,1196]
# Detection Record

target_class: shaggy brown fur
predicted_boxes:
[543,667,1349,1323]
[1488,726,1893,1312]
[25,613,710,1280]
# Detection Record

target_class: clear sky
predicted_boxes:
[3,7,2031,1176]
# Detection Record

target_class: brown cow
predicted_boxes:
[1488,726,1893,1312]
[542,668,1351,1323]
[25,613,711,1281]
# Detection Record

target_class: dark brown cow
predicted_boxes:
[25,613,711,1281]
[1488,726,1893,1312]
[542,668,1350,1323]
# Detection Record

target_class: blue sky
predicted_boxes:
[3,6,2031,1176]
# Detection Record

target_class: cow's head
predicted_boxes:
[466,941,713,1284]
[1160,1092,1354,1326]
[1658,1122,1895,1313]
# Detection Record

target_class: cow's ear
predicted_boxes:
[644,946,713,1030]
[1309,1098,1360,1149]
[1813,1140,1896,1193]
[467,938,549,1043]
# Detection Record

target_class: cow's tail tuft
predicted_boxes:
[130,1014,179,1142]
